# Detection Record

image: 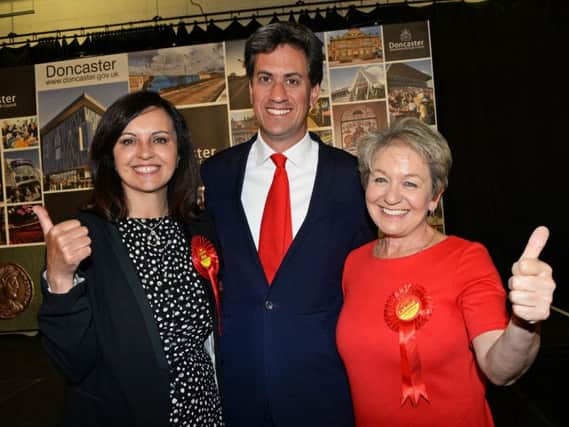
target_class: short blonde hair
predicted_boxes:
[357,117,452,197]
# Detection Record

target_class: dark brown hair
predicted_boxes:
[89,90,200,221]
[244,22,324,87]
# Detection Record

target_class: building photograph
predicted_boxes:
[39,92,105,191]
[129,44,227,106]
[326,26,383,67]
[332,100,388,155]
[330,64,386,103]
[3,149,42,204]
[230,110,258,146]
[386,59,436,124]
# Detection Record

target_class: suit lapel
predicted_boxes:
[291,140,333,243]
[103,221,169,370]
[272,139,334,283]
[300,140,335,230]
[232,137,269,278]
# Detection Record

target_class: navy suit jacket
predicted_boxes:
[201,134,376,427]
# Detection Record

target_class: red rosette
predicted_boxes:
[384,283,433,407]
[191,236,222,334]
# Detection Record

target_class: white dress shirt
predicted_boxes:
[241,132,319,249]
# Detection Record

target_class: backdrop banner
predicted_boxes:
[0,20,437,333]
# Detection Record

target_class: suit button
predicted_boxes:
[265,300,274,311]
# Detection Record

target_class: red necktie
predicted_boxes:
[258,153,292,285]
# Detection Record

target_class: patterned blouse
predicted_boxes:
[118,217,223,426]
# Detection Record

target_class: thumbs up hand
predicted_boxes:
[33,206,92,294]
[508,226,555,323]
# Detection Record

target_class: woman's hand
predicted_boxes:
[509,226,555,324]
[33,206,92,294]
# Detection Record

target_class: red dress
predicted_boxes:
[337,236,509,427]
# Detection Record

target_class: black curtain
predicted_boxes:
[427,4,568,425]
[427,0,567,299]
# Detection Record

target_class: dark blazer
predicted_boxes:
[38,211,221,427]
[201,134,376,427]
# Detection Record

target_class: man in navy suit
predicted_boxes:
[201,22,376,426]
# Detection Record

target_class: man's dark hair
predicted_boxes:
[244,22,324,87]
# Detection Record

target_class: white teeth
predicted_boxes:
[134,166,158,173]
[267,108,290,115]
[382,208,407,216]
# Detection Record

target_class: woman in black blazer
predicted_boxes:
[34,91,223,427]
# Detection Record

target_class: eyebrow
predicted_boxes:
[255,70,304,79]
[119,130,171,136]
[372,168,424,180]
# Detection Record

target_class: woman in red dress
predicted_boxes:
[337,117,555,427]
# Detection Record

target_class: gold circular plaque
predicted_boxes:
[0,262,34,319]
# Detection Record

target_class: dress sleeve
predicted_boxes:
[455,242,509,342]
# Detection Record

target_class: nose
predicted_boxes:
[384,183,401,205]
[269,80,287,102]
[136,140,154,159]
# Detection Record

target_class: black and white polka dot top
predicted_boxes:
[118,217,224,427]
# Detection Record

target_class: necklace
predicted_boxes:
[132,217,167,247]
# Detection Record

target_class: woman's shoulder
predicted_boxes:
[443,235,495,269]
[346,240,376,262]
[445,235,489,252]
[75,209,109,229]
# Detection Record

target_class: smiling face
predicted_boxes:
[249,44,320,152]
[365,141,440,238]
[112,107,178,214]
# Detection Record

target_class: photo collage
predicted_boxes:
[0,20,438,329]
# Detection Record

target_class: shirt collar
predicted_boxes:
[253,131,314,168]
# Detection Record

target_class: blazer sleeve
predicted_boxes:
[38,257,98,384]
[353,205,377,250]
[342,149,377,249]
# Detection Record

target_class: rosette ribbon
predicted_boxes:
[384,283,433,407]
[191,236,222,334]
